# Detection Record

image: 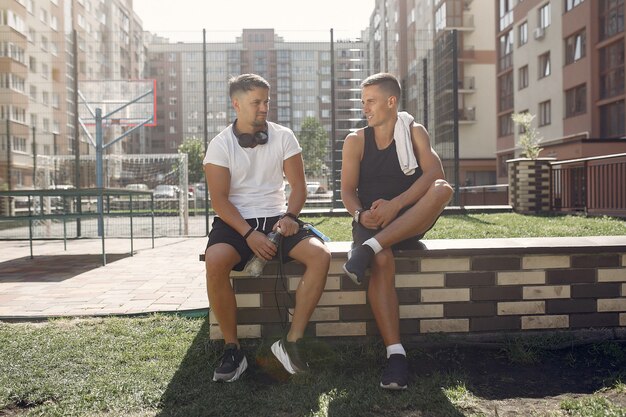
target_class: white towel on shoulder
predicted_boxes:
[394,111,419,175]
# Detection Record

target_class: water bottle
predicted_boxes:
[245,228,283,277]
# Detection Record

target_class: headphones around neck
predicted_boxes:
[233,119,269,148]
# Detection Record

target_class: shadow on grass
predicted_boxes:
[0,254,129,282]
[156,317,464,417]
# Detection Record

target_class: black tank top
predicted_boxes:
[357,126,422,209]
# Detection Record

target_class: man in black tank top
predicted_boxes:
[341,73,453,390]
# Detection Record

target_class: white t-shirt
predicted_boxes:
[203,122,302,219]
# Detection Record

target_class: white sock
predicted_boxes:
[386,343,406,358]
[363,238,383,254]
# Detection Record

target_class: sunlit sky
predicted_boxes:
[132,0,375,42]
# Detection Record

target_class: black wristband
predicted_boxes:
[243,227,255,239]
[280,212,298,220]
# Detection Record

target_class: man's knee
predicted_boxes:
[205,245,238,282]
[431,179,454,204]
[371,249,395,270]
[293,239,332,270]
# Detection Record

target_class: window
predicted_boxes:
[565,0,584,12]
[538,52,551,78]
[519,65,529,89]
[498,31,514,70]
[499,72,514,111]
[565,84,586,117]
[600,40,625,99]
[600,0,624,40]
[539,3,551,28]
[169,97,177,105]
[600,100,625,137]
[499,113,514,136]
[538,100,551,126]
[518,21,528,46]
[565,30,586,64]
[498,152,515,177]
[169,111,177,120]
[12,136,27,152]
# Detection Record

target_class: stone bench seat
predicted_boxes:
[202,236,626,340]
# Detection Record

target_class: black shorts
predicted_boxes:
[207,216,321,271]
[351,220,424,250]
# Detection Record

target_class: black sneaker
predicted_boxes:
[343,245,375,285]
[271,337,308,374]
[213,343,248,382]
[380,354,408,390]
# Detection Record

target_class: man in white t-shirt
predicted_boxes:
[203,73,330,382]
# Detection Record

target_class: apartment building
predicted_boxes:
[369,0,498,187]
[0,0,147,189]
[144,28,368,168]
[496,0,626,183]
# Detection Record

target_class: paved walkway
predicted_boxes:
[0,237,209,319]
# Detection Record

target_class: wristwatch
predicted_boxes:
[353,208,363,224]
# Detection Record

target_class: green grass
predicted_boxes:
[1,315,625,417]
[301,213,626,242]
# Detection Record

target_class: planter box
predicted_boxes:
[507,157,555,214]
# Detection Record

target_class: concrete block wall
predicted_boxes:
[208,237,626,340]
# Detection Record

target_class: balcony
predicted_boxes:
[458,107,476,123]
[458,76,475,92]
[444,14,475,31]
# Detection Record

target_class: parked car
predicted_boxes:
[153,184,179,199]
[125,183,149,192]
[191,182,207,198]
[307,181,322,194]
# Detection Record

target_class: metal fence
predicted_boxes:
[1,28,459,237]
[550,153,626,218]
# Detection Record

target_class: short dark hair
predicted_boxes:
[229,74,270,98]
[361,73,401,100]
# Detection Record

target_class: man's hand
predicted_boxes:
[275,216,299,237]
[370,199,402,228]
[246,231,278,261]
[358,209,381,230]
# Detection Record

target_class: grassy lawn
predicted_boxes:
[1,213,625,416]
[1,315,625,417]
[301,213,626,242]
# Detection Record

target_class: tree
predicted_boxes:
[298,117,329,177]
[178,137,205,183]
[511,112,543,159]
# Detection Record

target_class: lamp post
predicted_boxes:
[52,131,59,187]
[32,126,37,188]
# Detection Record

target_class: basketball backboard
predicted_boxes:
[78,79,156,144]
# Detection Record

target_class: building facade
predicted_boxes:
[369,0,498,187]
[144,28,368,190]
[496,0,626,183]
[0,0,147,190]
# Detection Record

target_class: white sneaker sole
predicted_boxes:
[380,381,408,390]
[271,340,297,374]
[213,355,248,382]
[342,263,362,285]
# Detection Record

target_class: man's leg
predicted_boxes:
[205,243,241,345]
[271,237,330,374]
[205,243,249,382]
[368,249,409,390]
[287,238,331,341]
[367,249,400,347]
[344,179,453,284]
[377,179,453,247]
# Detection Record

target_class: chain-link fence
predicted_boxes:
[1,26,459,238]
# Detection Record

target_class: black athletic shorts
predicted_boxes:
[207,216,321,271]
